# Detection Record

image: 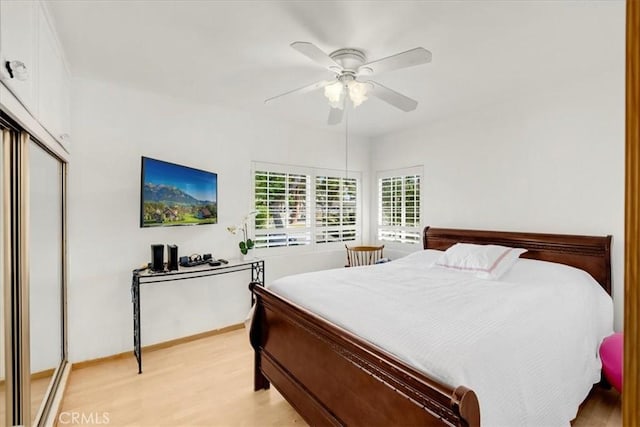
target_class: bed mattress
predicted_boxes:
[268,249,613,427]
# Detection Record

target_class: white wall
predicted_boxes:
[371,70,625,330]
[68,77,370,363]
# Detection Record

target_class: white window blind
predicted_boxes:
[378,169,421,244]
[254,170,311,248]
[315,175,357,244]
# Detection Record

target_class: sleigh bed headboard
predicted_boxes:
[423,226,612,294]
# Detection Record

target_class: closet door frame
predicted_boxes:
[18,130,31,427]
[2,126,16,427]
[1,118,32,427]
[624,0,639,422]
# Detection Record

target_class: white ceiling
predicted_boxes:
[49,0,624,138]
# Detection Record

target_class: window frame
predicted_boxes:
[314,174,358,245]
[252,161,362,255]
[253,166,312,251]
[376,166,423,247]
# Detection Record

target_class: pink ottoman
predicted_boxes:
[599,333,623,393]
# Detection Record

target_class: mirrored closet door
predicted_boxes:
[29,141,64,425]
[1,113,67,427]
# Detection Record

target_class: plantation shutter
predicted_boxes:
[315,175,357,243]
[254,170,311,248]
[378,168,421,244]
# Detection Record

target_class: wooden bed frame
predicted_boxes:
[249,227,612,427]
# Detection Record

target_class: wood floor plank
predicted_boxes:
[57,328,620,426]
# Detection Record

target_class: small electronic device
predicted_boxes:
[150,244,164,272]
[179,253,210,267]
[167,244,179,271]
[218,259,229,264]
[208,259,221,266]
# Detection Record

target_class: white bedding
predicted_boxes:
[268,250,613,427]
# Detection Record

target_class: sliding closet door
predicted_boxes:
[1,128,7,427]
[0,112,68,426]
[28,140,63,425]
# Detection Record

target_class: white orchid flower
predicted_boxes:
[242,211,258,223]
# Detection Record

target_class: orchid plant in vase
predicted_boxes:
[227,211,257,258]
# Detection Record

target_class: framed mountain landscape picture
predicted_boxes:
[140,157,218,227]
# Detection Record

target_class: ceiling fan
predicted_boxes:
[265,42,432,125]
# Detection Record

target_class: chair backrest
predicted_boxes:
[345,245,385,267]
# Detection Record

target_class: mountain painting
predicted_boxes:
[140,157,217,227]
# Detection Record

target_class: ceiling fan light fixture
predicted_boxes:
[266,42,432,124]
[324,81,345,109]
[348,81,369,108]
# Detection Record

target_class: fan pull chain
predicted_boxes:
[345,105,349,180]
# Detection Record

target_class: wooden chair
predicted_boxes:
[345,245,385,267]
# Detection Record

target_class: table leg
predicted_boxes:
[132,275,142,374]
[250,261,265,306]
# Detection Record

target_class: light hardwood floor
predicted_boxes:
[58,328,620,426]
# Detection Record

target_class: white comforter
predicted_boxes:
[268,250,613,427]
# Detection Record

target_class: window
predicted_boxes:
[254,169,311,248]
[253,163,360,250]
[315,175,357,243]
[377,167,422,244]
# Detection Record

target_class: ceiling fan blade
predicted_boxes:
[358,47,432,76]
[265,79,334,104]
[291,41,342,73]
[327,107,344,125]
[369,81,418,112]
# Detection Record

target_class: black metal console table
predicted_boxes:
[131,258,264,374]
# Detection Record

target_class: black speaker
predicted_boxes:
[150,244,164,272]
[167,244,178,271]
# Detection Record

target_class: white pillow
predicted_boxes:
[435,243,527,280]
